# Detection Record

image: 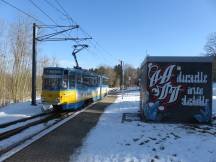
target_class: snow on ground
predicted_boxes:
[0,101,43,124]
[71,89,216,162]
[0,114,50,134]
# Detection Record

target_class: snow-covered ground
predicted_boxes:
[0,101,43,124]
[1,85,216,161]
[0,119,58,151]
[71,89,216,162]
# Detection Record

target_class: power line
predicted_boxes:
[92,40,117,60]
[43,0,81,44]
[37,25,79,41]
[44,0,76,25]
[44,0,76,40]
[30,0,92,45]
[54,0,77,25]
[1,0,117,63]
[29,0,96,68]
[28,0,79,41]
[54,0,95,41]
[0,0,76,41]
[38,25,78,28]
[29,0,59,26]
[43,1,92,42]
[51,1,93,42]
[53,0,89,44]
[86,46,114,65]
[38,37,91,42]
[53,0,118,63]
[2,0,118,65]
[49,0,100,63]
[0,0,43,23]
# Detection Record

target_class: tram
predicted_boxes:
[41,67,109,111]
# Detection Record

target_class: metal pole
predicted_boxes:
[120,60,124,99]
[120,60,123,89]
[122,61,124,99]
[32,23,37,105]
[100,76,102,100]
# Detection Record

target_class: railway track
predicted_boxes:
[0,101,97,159]
[0,112,74,156]
[0,112,60,141]
[0,112,51,129]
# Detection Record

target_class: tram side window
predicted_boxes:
[62,70,68,89]
[102,78,109,85]
[83,75,96,86]
[69,72,75,88]
[77,74,82,84]
[89,77,93,86]
[83,75,90,86]
[88,76,97,86]
[93,77,98,86]
[92,77,97,86]
[98,77,101,85]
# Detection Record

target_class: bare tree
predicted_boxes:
[92,65,116,86]
[123,64,138,88]
[9,19,32,102]
[204,32,216,81]
[50,56,59,67]
[205,32,216,56]
[0,20,10,106]
[0,17,61,107]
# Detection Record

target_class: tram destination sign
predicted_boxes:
[44,69,63,75]
[140,56,213,123]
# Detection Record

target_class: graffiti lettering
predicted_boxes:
[148,63,181,103]
[177,72,207,83]
[182,95,209,106]
[152,82,181,103]
[148,63,175,87]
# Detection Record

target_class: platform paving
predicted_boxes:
[5,95,117,162]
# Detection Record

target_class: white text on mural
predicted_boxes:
[176,71,209,107]
[148,63,181,103]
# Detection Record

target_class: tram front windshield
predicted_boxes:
[43,78,67,90]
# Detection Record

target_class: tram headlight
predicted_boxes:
[41,97,45,102]
[55,97,60,105]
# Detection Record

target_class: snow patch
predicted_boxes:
[0,101,43,124]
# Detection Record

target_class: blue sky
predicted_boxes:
[1,0,216,68]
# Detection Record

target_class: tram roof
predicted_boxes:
[44,67,108,79]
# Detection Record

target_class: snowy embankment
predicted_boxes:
[0,100,60,155]
[0,101,43,124]
[0,119,58,151]
[71,88,216,162]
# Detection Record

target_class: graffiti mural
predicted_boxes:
[140,57,212,123]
